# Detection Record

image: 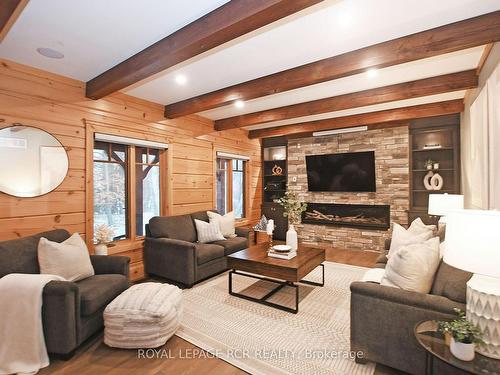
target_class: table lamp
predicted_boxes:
[428,193,464,224]
[443,209,500,359]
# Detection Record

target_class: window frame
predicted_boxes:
[215,153,248,221]
[86,127,168,251]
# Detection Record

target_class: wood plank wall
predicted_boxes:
[0,59,262,280]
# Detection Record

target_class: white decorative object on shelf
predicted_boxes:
[423,171,434,190]
[286,224,298,251]
[430,173,443,190]
[444,209,500,359]
[423,171,444,191]
[450,337,475,361]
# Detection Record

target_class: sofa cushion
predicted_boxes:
[212,236,247,255]
[77,274,129,316]
[381,237,441,293]
[190,210,211,223]
[194,219,225,243]
[195,243,224,265]
[0,229,70,278]
[431,261,473,304]
[38,233,95,282]
[149,215,197,243]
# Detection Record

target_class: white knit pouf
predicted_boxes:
[104,282,182,349]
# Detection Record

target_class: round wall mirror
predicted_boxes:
[0,125,69,197]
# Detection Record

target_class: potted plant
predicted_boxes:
[275,191,307,251]
[94,224,114,255]
[425,158,435,170]
[437,308,483,361]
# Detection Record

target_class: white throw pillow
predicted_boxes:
[207,211,236,238]
[381,237,441,293]
[408,217,436,235]
[388,223,433,258]
[38,233,95,282]
[195,219,225,243]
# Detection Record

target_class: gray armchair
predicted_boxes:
[144,210,249,287]
[0,230,130,358]
[350,240,472,375]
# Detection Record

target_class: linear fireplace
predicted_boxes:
[302,202,390,230]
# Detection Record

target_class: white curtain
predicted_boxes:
[470,62,500,210]
[487,63,500,210]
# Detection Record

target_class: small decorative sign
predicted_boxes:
[271,164,283,175]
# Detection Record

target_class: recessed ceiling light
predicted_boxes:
[36,47,64,59]
[234,100,245,109]
[366,68,378,78]
[175,74,187,85]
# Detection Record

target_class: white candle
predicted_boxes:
[266,219,274,235]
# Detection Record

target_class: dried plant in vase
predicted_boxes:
[276,191,307,251]
[94,224,114,255]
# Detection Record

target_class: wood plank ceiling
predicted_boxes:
[1,1,499,138]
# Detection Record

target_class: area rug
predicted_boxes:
[176,262,375,375]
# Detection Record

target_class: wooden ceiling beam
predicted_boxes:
[248,99,464,139]
[0,0,28,43]
[215,70,477,130]
[165,11,500,118]
[85,0,323,100]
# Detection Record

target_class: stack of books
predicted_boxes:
[267,249,297,260]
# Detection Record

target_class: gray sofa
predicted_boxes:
[0,229,130,358]
[144,210,249,287]
[350,240,473,375]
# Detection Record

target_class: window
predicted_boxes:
[93,142,128,240]
[135,147,160,236]
[93,140,163,241]
[216,157,246,219]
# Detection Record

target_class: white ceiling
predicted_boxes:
[0,0,498,131]
[201,46,484,121]
[245,91,467,131]
[125,0,498,105]
[0,0,230,81]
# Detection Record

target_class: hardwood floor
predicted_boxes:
[41,245,405,375]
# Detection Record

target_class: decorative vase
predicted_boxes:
[286,224,298,251]
[450,338,475,361]
[430,172,444,190]
[433,162,440,170]
[95,243,108,255]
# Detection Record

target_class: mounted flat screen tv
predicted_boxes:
[306,151,376,192]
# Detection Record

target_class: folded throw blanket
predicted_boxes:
[0,273,65,375]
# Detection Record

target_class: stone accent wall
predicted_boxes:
[288,126,410,252]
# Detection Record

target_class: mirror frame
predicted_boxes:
[0,124,69,198]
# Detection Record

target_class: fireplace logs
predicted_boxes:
[302,203,390,230]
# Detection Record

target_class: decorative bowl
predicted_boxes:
[272,245,292,253]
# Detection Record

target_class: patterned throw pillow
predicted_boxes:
[194,219,225,243]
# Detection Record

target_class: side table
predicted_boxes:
[414,320,500,375]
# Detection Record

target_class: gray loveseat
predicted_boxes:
[350,240,473,375]
[0,229,130,358]
[144,210,249,287]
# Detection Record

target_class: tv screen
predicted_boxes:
[306,151,376,192]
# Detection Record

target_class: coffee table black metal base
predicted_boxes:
[228,264,325,314]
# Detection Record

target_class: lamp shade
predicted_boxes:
[428,194,464,216]
[443,209,500,278]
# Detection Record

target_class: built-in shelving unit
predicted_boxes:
[261,137,288,240]
[409,114,461,224]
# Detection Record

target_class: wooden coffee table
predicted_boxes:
[226,243,326,313]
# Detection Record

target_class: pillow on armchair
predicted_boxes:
[381,237,441,293]
[388,222,433,258]
[38,233,95,282]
